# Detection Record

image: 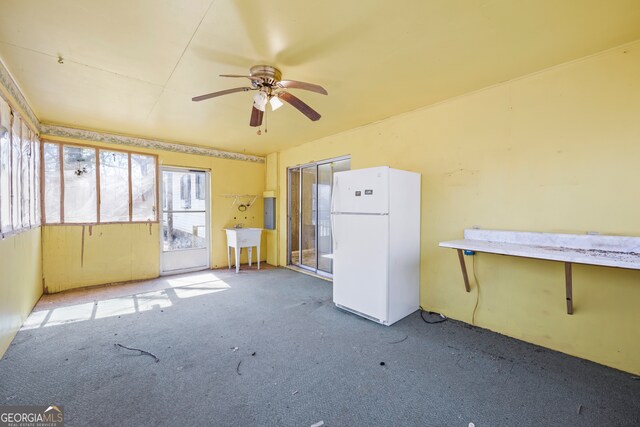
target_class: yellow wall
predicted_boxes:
[0,228,42,356]
[264,152,279,266]
[269,42,640,374]
[42,137,265,293]
[42,224,160,293]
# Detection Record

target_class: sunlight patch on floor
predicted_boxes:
[21,277,231,330]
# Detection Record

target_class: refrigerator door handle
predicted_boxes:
[331,214,337,251]
[331,175,339,250]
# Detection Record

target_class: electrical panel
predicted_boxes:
[264,197,276,230]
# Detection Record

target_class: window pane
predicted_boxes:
[131,154,156,221]
[195,174,205,200]
[99,150,129,222]
[11,116,21,229]
[21,123,30,227]
[180,175,191,209]
[31,135,39,226]
[35,137,41,225]
[63,145,97,223]
[43,143,61,223]
[162,211,206,250]
[162,170,205,212]
[0,100,10,232]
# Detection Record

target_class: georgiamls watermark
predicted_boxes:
[0,405,64,427]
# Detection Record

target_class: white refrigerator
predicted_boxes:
[331,166,421,325]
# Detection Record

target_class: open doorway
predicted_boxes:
[288,156,350,277]
[160,167,210,275]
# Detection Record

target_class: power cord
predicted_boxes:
[419,306,447,324]
[471,254,481,325]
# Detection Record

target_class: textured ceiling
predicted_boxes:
[1,0,640,156]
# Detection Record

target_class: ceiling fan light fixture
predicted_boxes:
[253,91,268,112]
[269,95,284,111]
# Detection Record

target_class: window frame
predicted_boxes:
[42,139,159,226]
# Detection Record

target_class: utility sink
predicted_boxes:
[225,228,263,273]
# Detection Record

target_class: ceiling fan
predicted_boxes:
[192,65,327,129]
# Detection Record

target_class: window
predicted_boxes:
[63,145,97,223]
[43,143,61,223]
[100,150,129,222]
[0,101,10,231]
[32,131,40,225]
[0,96,40,235]
[131,154,157,221]
[21,122,31,226]
[11,115,21,230]
[43,141,157,224]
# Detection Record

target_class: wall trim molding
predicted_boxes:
[0,58,40,130]
[40,124,265,163]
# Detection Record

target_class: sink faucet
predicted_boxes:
[234,223,244,229]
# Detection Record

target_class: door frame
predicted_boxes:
[159,165,211,276]
[287,155,350,278]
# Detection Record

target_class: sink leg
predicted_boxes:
[227,246,231,269]
[248,247,252,267]
[235,247,240,273]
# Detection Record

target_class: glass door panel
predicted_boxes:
[317,158,350,274]
[300,166,317,269]
[289,168,300,265]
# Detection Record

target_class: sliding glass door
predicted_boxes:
[288,157,350,276]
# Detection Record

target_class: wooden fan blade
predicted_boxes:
[250,106,264,127]
[278,92,321,121]
[277,80,328,95]
[192,87,252,102]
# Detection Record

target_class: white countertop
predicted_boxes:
[439,239,640,270]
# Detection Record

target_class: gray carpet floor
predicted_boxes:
[1,267,639,427]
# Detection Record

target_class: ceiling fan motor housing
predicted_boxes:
[250,65,282,87]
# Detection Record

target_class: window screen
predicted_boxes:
[11,116,21,230]
[131,154,156,221]
[99,150,130,222]
[31,135,39,226]
[21,123,31,227]
[0,100,10,232]
[43,143,61,223]
[63,145,97,223]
